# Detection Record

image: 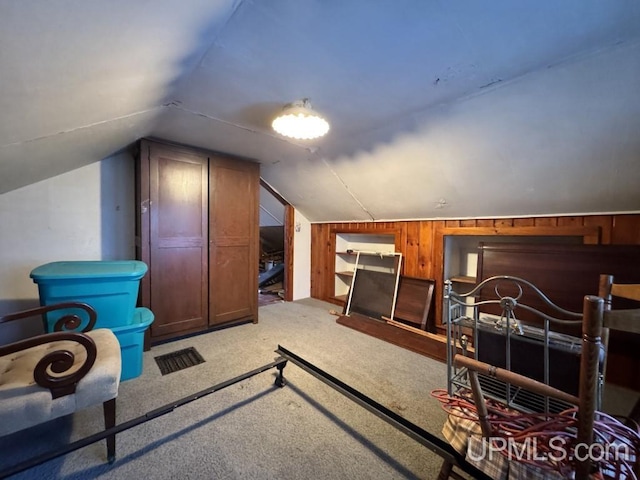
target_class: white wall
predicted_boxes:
[292,209,311,300]
[0,151,135,341]
[259,184,285,226]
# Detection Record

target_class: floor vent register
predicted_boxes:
[154,347,205,375]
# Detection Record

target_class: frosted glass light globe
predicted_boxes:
[272,100,330,140]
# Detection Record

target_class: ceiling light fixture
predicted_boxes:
[272,98,330,140]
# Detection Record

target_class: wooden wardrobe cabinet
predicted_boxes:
[136,139,259,343]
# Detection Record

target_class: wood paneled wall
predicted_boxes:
[311,214,640,389]
[310,214,640,303]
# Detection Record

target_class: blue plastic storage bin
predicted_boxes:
[113,307,154,381]
[30,260,148,330]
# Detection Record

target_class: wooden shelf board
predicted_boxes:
[336,251,399,257]
[335,271,354,277]
[450,275,476,284]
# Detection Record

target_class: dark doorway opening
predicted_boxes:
[259,180,292,305]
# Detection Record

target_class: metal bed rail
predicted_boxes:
[0,357,288,478]
[275,345,492,480]
[4,345,492,480]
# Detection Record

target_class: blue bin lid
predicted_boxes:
[30,260,148,280]
[110,307,155,333]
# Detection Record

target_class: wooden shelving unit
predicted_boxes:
[333,233,399,304]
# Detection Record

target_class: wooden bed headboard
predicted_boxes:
[477,243,640,310]
[476,243,640,389]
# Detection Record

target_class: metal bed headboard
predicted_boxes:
[444,275,602,414]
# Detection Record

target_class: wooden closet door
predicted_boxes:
[209,155,259,326]
[146,141,209,340]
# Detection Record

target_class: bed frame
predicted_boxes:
[444,275,603,414]
[2,344,491,480]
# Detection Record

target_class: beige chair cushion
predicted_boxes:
[0,328,121,436]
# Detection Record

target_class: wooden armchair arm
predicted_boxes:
[0,302,97,332]
[453,354,581,439]
[0,331,98,398]
[454,354,580,405]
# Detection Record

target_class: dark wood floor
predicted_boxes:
[258,280,283,307]
[258,291,282,306]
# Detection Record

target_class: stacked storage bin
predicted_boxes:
[30,260,154,381]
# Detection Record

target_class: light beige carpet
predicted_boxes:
[1,298,452,480]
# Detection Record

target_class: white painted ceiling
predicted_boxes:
[1,0,640,222]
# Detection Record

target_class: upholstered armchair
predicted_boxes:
[0,302,121,466]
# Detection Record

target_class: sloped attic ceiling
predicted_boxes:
[1,0,639,222]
